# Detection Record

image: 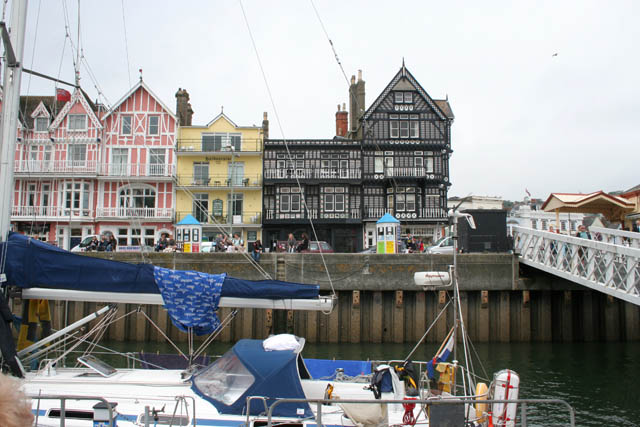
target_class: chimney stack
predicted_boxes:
[349,70,365,138]
[335,103,348,137]
[175,88,193,126]
[262,112,269,140]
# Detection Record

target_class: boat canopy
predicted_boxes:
[192,338,313,418]
[1,232,320,334]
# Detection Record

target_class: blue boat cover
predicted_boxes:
[1,233,320,335]
[192,339,312,418]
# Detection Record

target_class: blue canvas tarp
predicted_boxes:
[1,232,319,299]
[1,233,320,334]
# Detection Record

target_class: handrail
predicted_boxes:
[264,397,575,427]
[513,225,640,306]
[28,394,115,427]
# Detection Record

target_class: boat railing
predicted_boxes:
[28,394,116,427]
[265,397,576,427]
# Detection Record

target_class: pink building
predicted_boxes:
[10,80,177,250]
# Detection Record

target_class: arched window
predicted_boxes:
[118,186,156,217]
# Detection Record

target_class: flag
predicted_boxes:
[525,188,531,197]
[427,328,455,379]
[56,88,71,102]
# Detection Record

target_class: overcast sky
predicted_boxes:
[16,0,639,201]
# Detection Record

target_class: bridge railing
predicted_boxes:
[512,225,640,305]
[588,226,640,249]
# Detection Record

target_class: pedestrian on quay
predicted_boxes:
[252,239,263,262]
[287,233,297,253]
[296,233,309,253]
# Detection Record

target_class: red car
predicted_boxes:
[275,240,334,253]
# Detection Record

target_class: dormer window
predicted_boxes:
[35,117,49,132]
[121,115,132,135]
[68,114,87,131]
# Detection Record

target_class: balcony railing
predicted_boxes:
[177,175,262,188]
[264,208,360,221]
[177,138,262,153]
[366,168,442,179]
[14,160,98,174]
[100,163,176,177]
[264,169,361,180]
[176,211,262,225]
[96,207,174,219]
[362,207,447,220]
[12,205,92,218]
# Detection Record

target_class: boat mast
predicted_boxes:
[0,0,28,246]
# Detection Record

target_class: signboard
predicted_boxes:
[183,243,192,253]
[212,199,223,216]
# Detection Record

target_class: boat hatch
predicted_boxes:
[46,409,94,420]
[77,355,116,377]
[136,414,189,426]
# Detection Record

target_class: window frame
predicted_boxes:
[148,115,160,135]
[68,114,88,131]
[35,117,49,133]
[121,115,133,135]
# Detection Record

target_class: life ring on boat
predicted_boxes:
[475,382,488,420]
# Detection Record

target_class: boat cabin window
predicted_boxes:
[77,355,116,377]
[193,350,255,405]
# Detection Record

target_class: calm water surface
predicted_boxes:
[100,340,640,426]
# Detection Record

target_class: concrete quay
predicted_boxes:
[35,253,640,343]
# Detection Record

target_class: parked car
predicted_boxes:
[301,241,334,253]
[426,236,455,254]
[71,235,100,252]
[275,240,334,253]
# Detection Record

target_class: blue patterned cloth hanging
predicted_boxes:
[153,267,225,335]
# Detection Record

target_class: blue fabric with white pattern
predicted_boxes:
[153,266,224,335]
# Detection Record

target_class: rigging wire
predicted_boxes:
[238,0,336,298]
[120,0,132,88]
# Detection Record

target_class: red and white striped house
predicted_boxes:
[10,79,177,250]
[97,80,177,249]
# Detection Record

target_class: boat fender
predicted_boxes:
[475,382,489,420]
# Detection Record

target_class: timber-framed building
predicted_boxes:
[262,63,453,252]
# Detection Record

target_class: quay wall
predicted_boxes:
[18,253,640,343]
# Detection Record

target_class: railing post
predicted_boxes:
[316,401,323,426]
[521,401,527,426]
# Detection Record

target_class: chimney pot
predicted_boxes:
[358,70,362,81]
[263,112,268,120]
[351,75,356,84]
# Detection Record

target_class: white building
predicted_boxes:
[447,195,504,210]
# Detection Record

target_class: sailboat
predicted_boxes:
[0,216,531,427]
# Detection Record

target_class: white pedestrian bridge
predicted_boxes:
[513,225,640,306]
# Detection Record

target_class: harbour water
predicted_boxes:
[99,340,640,426]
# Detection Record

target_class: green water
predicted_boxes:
[87,340,640,426]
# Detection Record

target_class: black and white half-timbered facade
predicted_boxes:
[261,64,453,252]
[262,139,362,252]
[360,64,453,248]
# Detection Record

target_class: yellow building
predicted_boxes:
[176,105,267,247]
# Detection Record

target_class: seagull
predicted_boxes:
[552,53,558,57]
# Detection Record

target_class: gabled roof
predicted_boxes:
[541,191,635,221]
[363,63,452,122]
[102,79,177,122]
[50,88,103,130]
[206,111,237,128]
[621,183,640,198]
[19,96,66,129]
